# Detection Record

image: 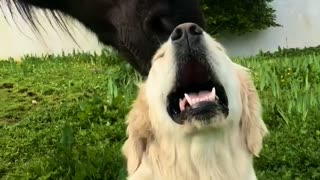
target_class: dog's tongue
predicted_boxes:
[179,88,216,112]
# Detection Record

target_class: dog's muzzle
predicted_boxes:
[167,23,229,125]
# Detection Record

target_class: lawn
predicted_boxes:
[0,48,319,180]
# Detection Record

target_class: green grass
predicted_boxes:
[0,49,319,180]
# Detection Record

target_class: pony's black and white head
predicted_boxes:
[0,0,205,75]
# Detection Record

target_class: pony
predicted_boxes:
[0,0,205,76]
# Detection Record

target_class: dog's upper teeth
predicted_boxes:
[211,87,216,101]
[184,93,192,106]
[180,88,219,111]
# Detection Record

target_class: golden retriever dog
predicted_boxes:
[122,23,268,180]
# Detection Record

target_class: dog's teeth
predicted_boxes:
[179,98,185,111]
[210,94,215,101]
[211,87,216,96]
[184,93,192,105]
[211,88,216,101]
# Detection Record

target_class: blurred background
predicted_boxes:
[1,0,320,59]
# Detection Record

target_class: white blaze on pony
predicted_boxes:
[122,23,268,180]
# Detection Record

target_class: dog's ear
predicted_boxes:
[122,84,152,175]
[236,65,268,157]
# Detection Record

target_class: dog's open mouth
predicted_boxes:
[167,59,229,124]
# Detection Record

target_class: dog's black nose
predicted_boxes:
[171,23,203,41]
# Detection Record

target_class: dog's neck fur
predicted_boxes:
[138,125,257,180]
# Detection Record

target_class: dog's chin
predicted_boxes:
[170,101,228,127]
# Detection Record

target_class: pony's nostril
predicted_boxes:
[171,28,183,41]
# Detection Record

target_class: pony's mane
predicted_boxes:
[0,0,77,42]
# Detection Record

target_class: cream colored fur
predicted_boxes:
[122,32,268,180]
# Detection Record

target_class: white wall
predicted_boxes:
[0,6,104,60]
[218,0,320,57]
[1,0,320,59]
